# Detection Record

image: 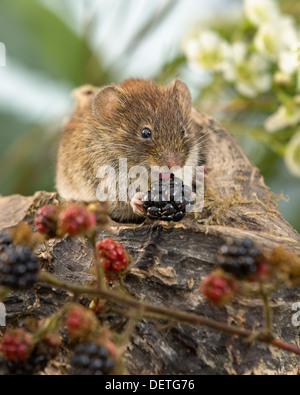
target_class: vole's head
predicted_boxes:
[91,79,203,173]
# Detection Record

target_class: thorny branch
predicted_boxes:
[38,271,300,357]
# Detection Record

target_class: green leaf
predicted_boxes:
[0,0,105,85]
[0,124,59,196]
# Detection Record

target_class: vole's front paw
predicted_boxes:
[130,192,146,217]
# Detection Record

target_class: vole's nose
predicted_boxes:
[163,152,183,168]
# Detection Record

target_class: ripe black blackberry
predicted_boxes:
[0,244,40,290]
[69,342,115,375]
[0,231,12,252]
[3,341,57,375]
[142,174,194,222]
[216,238,261,279]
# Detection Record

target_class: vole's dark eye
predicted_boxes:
[181,127,185,135]
[141,128,152,139]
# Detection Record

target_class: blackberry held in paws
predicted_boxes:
[142,175,194,222]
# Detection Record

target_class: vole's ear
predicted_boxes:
[72,85,98,110]
[170,79,192,111]
[92,85,122,119]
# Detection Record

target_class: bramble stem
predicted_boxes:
[31,309,65,344]
[38,271,300,357]
[89,234,105,291]
[94,248,105,291]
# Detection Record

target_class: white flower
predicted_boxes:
[223,42,272,98]
[284,131,300,177]
[254,23,280,61]
[254,16,299,64]
[244,0,280,27]
[264,97,300,132]
[184,30,231,73]
[280,16,299,50]
[278,50,298,75]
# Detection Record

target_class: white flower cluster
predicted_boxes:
[184,30,231,73]
[183,0,300,177]
[222,41,272,99]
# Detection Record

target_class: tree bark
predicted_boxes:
[0,109,299,375]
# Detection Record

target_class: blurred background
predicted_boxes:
[0,0,299,231]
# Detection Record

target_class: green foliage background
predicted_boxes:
[0,0,299,232]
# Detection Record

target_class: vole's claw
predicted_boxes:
[130,192,146,216]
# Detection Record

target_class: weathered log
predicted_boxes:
[0,109,300,375]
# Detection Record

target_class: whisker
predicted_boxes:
[68,143,136,162]
[105,143,138,150]
[67,145,103,161]
[196,135,212,145]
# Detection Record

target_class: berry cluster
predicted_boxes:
[200,271,238,306]
[59,204,96,237]
[142,174,194,222]
[97,238,129,280]
[5,349,47,375]
[0,327,60,375]
[216,238,261,279]
[0,243,40,290]
[0,231,12,248]
[34,205,60,238]
[34,204,96,238]
[69,342,115,375]
[4,341,58,375]
[0,328,33,362]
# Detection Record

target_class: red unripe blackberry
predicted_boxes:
[0,244,40,290]
[58,204,96,237]
[34,205,60,237]
[66,305,98,340]
[216,238,261,279]
[69,342,115,375]
[43,332,62,349]
[0,328,33,361]
[142,174,194,222]
[201,271,238,306]
[97,238,128,280]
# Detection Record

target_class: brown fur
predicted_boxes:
[56,78,208,222]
